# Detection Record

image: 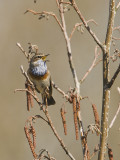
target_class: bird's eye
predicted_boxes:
[38,56,42,59]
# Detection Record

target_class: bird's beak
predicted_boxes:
[45,54,50,57]
[42,54,50,61]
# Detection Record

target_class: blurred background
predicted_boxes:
[0,0,120,159]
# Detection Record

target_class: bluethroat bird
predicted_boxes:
[27,53,56,106]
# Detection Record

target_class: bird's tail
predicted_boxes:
[43,96,56,106]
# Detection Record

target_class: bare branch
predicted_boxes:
[112,36,120,40]
[107,64,120,89]
[113,26,120,31]
[71,0,104,51]
[109,102,120,130]
[116,1,120,11]
[17,65,75,160]
[118,87,120,94]
[38,149,56,160]
[16,43,28,59]
[14,88,41,104]
[70,19,98,40]
[25,9,63,31]
[20,65,34,87]
[52,81,70,101]
[59,0,80,98]
[60,1,72,5]
[42,107,76,160]
[80,46,101,83]
[99,0,116,159]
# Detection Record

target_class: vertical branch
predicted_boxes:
[98,0,115,160]
[58,1,88,157]
[58,0,80,97]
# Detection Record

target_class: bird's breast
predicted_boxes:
[28,69,50,94]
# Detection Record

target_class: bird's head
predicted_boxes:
[30,53,49,67]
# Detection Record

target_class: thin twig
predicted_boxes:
[80,46,101,83]
[71,0,104,51]
[112,36,120,40]
[116,1,120,11]
[38,149,56,160]
[60,108,67,135]
[70,19,98,40]
[14,88,41,104]
[52,81,70,101]
[108,102,120,130]
[92,104,100,136]
[25,9,63,31]
[106,64,120,89]
[113,26,120,31]
[20,65,34,87]
[59,0,80,97]
[25,82,34,111]
[60,1,72,5]
[72,96,79,140]
[16,43,29,59]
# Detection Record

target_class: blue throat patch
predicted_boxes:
[30,59,47,76]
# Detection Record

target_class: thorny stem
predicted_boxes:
[98,1,115,160]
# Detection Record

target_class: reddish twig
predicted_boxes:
[25,81,34,111]
[24,126,37,159]
[107,145,113,160]
[112,36,120,40]
[30,125,36,149]
[60,108,67,135]
[92,104,100,136]
[72,96,79,140]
